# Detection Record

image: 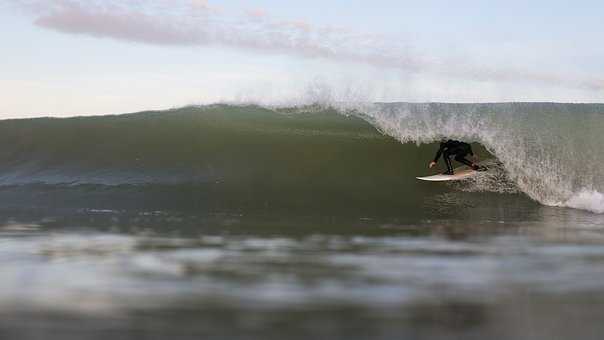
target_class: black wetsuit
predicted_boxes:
[433,140,476,174]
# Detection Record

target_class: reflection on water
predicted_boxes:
[1,204,604,340]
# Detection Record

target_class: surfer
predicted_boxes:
[429,139,482,175]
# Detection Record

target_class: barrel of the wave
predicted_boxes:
[356,102,604,213]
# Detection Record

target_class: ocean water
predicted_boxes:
[1,103,604,339]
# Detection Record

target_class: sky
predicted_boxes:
[1,0,603,118]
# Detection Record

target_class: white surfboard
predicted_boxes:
[416,168,477,182]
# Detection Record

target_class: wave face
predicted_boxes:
[0,103,602,214]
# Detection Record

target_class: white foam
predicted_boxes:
[563,190,604,214]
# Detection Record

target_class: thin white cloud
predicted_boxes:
[35,3,203,46]
[13,0,604,92]
[26,0,420,66]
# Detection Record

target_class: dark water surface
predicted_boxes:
[1,193,604,340]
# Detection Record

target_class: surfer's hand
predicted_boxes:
[429,161,436,168]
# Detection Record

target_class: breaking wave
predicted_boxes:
[342,102,604,213]
[0,102,602,214]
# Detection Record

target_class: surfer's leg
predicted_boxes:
[454,154,480,170]
[443,151,454,175]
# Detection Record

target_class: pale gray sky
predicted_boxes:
[2,0,603,117]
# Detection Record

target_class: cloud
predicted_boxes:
[190,0,209,9]
[245,8,268,20]
[26,0,416,64]
[35,3,204,46]
[13,0,604,92]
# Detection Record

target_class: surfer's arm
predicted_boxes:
[432,144,445,163]
[429,144,445,168]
